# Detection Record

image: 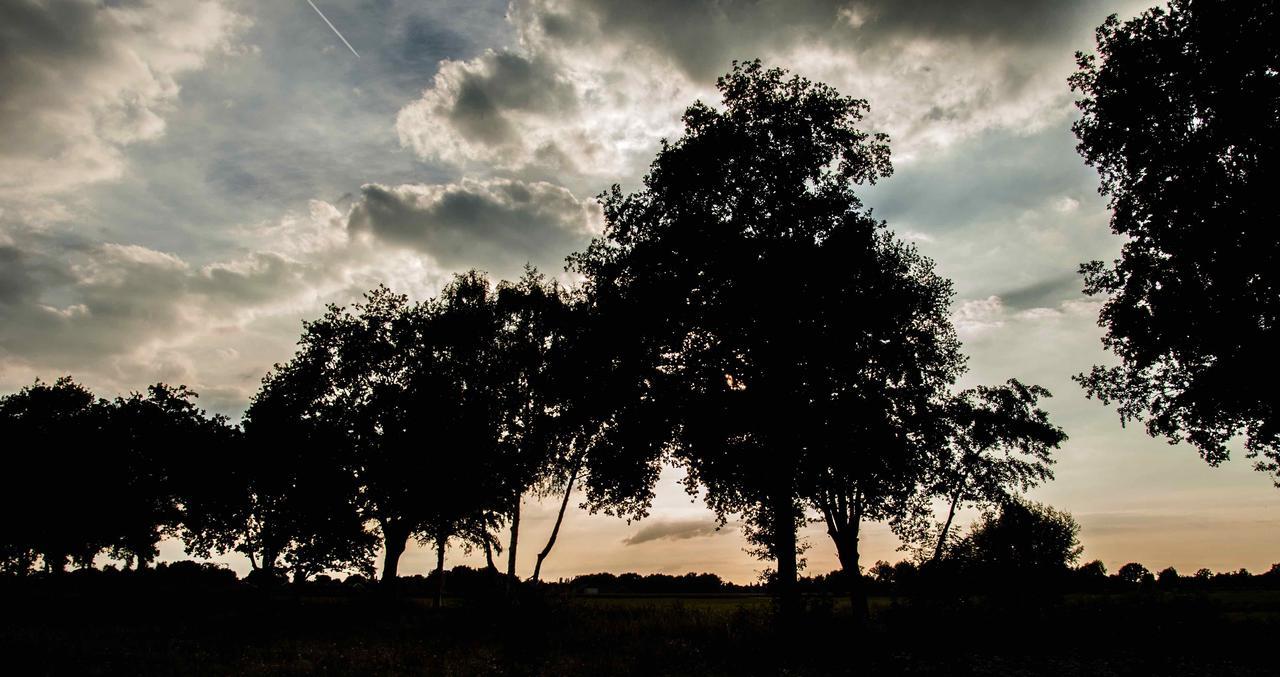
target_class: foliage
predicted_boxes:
[912,380,1066,560]
[948,499,1083,583]
[102,384,230,569]
[1070,0,1280,482]
[0,377,108,572]
[571,60,961,611]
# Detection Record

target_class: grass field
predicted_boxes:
[5,583,1279,675]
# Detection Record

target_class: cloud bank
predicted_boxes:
[0,0,246,214]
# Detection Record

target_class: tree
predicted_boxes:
[102,384,228,570]
[525,286,673,584]
[1116,561,1151,585]
[206,360,376,583]
[490,267,572,585]
[950,499,1083,586]
[291,279,504,583]
[1070,1,1280,483]
[572,60,962,615]
[0,377,111,573]
[923,380,1067,562]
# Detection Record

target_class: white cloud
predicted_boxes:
[0,0,247,215]
[953,295,1007,337]
[0,174,597,412]
[395,0,1146,185]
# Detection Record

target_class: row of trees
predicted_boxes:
[1,62,1069,618]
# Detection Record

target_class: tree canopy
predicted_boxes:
[1071,0,1280,483]
[572,60,970,614]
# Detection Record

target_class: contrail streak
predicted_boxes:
[305,0,360,58]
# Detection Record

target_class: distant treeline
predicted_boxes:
[9,559,1280,600]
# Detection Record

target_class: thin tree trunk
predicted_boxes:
[532,460,581,583]
[381,521,409,583]
[506,493,521,591]
[484,538,497,572]
[931,492,963,563]
[433,537,446,609]
[262,543,279,579]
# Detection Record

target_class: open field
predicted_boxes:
[5,581,1279,676]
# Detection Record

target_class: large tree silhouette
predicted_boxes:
[179,359,376,583]
[290,280,502,582]
[573,61,965,613]
[0,378,109,573]
[798,220,963,621]
[408,272,507,601]
[1071,1,1280,483]
[103,384,228,570]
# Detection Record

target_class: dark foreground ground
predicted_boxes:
[4,581,1279,676]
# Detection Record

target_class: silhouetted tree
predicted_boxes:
[0,377,111,573]
[235,361,376,582]
[249,285,439,582]
[1070,1,1280,484]
[950,499,1083,588]
[921,380,1066,562]
[412,273,512,596]
[572,60,961,617]
[525,288,673,583]
[1077,559,1108,579]
[102,384,227,570]
[490,267,571,585]
[1116,562,1151,585]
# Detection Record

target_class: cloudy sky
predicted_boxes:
[2,0,1275,582]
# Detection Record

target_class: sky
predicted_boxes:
[1,0,1276,583]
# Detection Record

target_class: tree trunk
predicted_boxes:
[931,492,963,563]
[261,542,279,579]
[484,538,497,572]
[532,460,581,583]
[772,490,800,618]
[825,497,867,625]
[381,521,410,583]
[44,553,67,574]
[836,520,868,625]
[433,537,446,609]
[506,493,521,591]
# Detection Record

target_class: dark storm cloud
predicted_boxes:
[0,230,316,370]
[446,52,576,145]
[535,0,1111,80]
[347,179,598,276]
[0,0,106,145]
[1000,273,1085,311]
[0,245,73,309]
[623,519,725,546]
